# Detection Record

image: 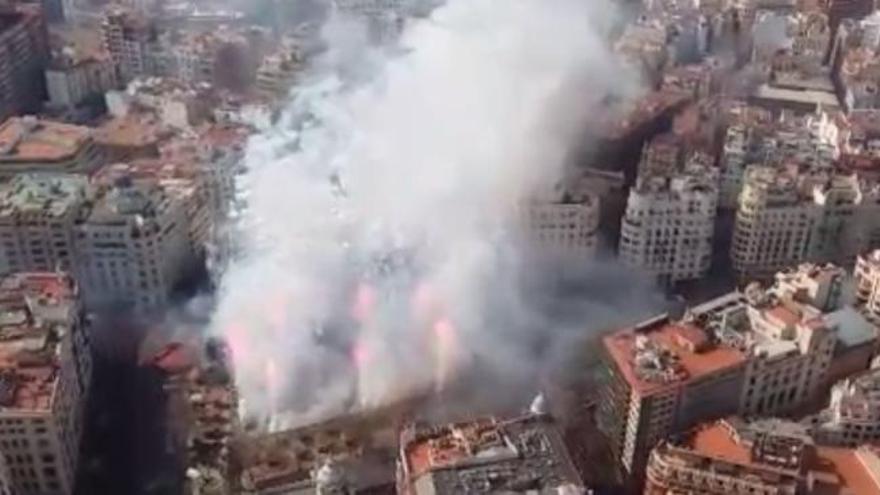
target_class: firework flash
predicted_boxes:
[432,317,457,393]
[210,0,643,426]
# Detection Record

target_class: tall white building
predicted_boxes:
[521,186,599,260]
[732,166,813,280]
[619,163,718,284]
[75,177,193,313]
[0,174,88,276]
[731,165,880,281]
[0,272,91,495]
[736,286,838,417]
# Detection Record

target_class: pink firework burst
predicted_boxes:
[351,283,377,323]
[351,340,373,369]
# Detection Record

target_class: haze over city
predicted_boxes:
[3,0,880,494]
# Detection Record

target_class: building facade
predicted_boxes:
[45,51,118,109]
[855,249,880,319]
[619,162,718,284]
[521,186,600,260]
[812,364,880,447]
[101,7,160,82]
[0,174,87,276]
[646,417,880,494]
[599,268,863,479]
[0,5,49,120]
[74,177,193,313]
[731,165,880,281]
[0,272,91,495]
[645,419,805,495]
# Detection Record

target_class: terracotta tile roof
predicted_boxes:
[0,118,91,163]
[688,421,753,466]
[603,322,746,395]
[808,446,880,495]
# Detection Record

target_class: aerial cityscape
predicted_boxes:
[4,0,880,494]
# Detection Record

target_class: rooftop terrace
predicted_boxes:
[0,174,86,218]
[0,273,75,413]
[401,414,583,494]
[0,118,92,164]
[603,318,746,395]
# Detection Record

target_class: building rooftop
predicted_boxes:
[400,414,583,494]
[633,163,718,198]
[811,446,880,495]
[594,90,692,140]
[48,44,112,71]
[181,340,236,494]
[235,408,402,495]
[686,421,803,472]
[664,417,880,494]
[603,318,746,395]
[0,174,87,218]
[826,307,876,349]
[93,116,165,149]
[0,273,76,413]
[0,117,92,164]
[82,177,172,229]
[752,84,841,110]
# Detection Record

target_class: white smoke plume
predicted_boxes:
[212,0,646,427]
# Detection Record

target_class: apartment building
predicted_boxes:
[74,176,193,313]
[105,77,215,131]
[0,272,91,495]
[731,166,816,279]
[101,7,160,82]
[397,414,584,495]
[752,12,830,65]
[843,110,880,160]
[521,185,599,260]
[0,5,49,120]
[734,288,838,417]
[839,47,880,111]
[637,133,683,178]
[773,263,877,386]
[812,364,880,447]
[96,160,213,259]
[855,249,880,319]
[731,165,880,281]
[45,49,118,109]
[255,46,303,101]
[719,105,773,208]
[646,419,806,495]
[0,174,88,275]
[0,117,105,178]
[598,270,858,478]
[615,19,670,84]
[646,417,880,494]
[597,314,747,478]
[619,162,718,284]
[719,107,840,209]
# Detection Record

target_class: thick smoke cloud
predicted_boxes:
[211,0,648,428]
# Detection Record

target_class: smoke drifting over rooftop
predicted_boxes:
[211,0,648,427]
